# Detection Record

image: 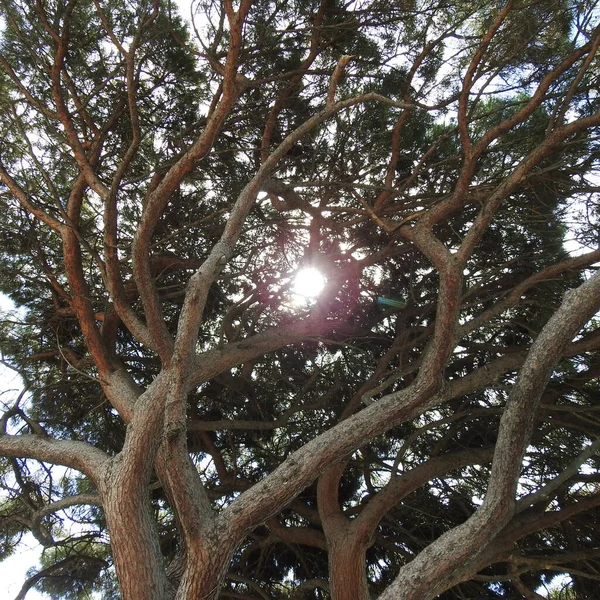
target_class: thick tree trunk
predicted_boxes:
[319,463,371,600]
[103,489,233,600]
[329,536,371,600]
[175,555,226,600]
[169,531,240,600]
[102,488,169,600]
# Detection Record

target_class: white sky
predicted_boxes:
[0,535,46,599]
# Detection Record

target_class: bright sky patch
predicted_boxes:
[292,268,326,299]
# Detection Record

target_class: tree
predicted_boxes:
[0,0,599,598]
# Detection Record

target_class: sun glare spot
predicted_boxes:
[293,268,326,299]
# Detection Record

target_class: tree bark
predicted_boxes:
[329,534,371,600]
[101,459,169,600]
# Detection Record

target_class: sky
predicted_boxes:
[0,535,46,599]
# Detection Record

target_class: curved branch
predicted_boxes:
[13,554,108,600]
[29,493,101,527]
[352,448,495,547]
[0,434,109,483]
[131,0,251,361]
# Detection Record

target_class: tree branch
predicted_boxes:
[0,434,108,483]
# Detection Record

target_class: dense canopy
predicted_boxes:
[0,0,599,599]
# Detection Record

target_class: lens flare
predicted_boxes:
[293,268,326,298]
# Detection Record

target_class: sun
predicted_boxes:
[292,268,326,299]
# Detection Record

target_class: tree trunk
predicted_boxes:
[102,491,169,600]
[100,454,169,600]
[174,554,224,600]
[329,536,371,600]
[171,530,238,600]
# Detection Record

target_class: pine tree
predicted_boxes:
[0,1,599,598]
